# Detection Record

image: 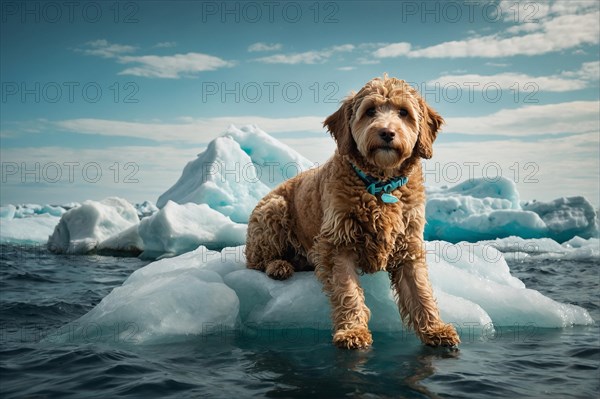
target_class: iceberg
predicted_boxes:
[0,203,66,219]
[156,125,313,223]
[561,236,600,260]
[135,200,158,219]
[4,125,598,255]
[0,203,71,245]
[425,178,598,243]
[480,236,600,261]
[55,242,593,345]
[522,197,599,243]
[137,201,246,258]
[0,204,16,219]
[62,247,241,343]
[47,197,140,254]
[0,214,61,245]
[44,197,245,258]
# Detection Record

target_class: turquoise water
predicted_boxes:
[1,244,598,398]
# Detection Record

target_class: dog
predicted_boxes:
[245,75,460,349]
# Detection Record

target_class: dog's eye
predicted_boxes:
[365,107,376,117]
[398,108,409,117]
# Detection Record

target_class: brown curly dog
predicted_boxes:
[246,75,460,349]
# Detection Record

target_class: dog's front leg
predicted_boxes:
[389,252,460,347]
[315,248,372,349]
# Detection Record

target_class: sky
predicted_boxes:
[1,0,599,207]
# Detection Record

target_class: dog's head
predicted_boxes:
[324,75,444,171]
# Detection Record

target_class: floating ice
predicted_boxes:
[0,203,67,219]
[1,204,63,244]
[425,178,598,243]
[0,204,16,219]
[480,236,600,261]
[0,214,61,245]
[135,200,158,219]
[36,204,67,218]
[156,125,313,223]
[522,197,599,243]
[41,198,245,257]
[224,124,314,188]
[57,242,594,344]
[479,236,566,254]
[426,241,592,328]
[58,246,242,343]
[561,237,600,260]
[47,197,139,254]
[96,225,144,255]
[156,135,269,224]
[435,177,521,209]
[13,204,42,218]
[1,203,68,244]
[137,201,246,258]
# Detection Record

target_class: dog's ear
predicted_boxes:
[323,96,354,156]
[417,99,444,159]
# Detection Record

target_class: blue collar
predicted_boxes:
[351,163,408,204]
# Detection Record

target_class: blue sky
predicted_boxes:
[1,0,599,206]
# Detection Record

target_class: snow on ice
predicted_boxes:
[425,179,598,243]
[56,241,594,344]
[156,125,313,223]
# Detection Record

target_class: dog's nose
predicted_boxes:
[378,129,395,143]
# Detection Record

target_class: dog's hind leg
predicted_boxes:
[246,194,295,280]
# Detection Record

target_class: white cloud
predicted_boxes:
[255,51,327,64]
[373,42,411,58]
[254,44,355,65]
[485,62,510,68]
[444,101,600,136]
[154,41,177,48]
[498,0,598,24]
[430,61,599,94]
[247,42,283,52]
[26,98,600,147]
[117,53,234,78]
[374,6,599,58]
[356,57,380,65]
[77,39,136,58]
[547,0,599,15]
[53,116,326,143]
[76,40,233,78]
[562,61,600,81]
[0,128,17,138]
[338,66,356,71]
[330,44,355,52]
[432,72,586,92]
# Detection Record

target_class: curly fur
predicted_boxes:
[246,75,460,349]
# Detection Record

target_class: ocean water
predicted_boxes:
[1,243,598,398]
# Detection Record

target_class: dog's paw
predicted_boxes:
[421,323,461,348]
[265,260,294,280]
[333,327,373,349]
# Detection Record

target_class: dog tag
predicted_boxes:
[381,193,399,203]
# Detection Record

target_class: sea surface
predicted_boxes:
[1,243,598,398]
